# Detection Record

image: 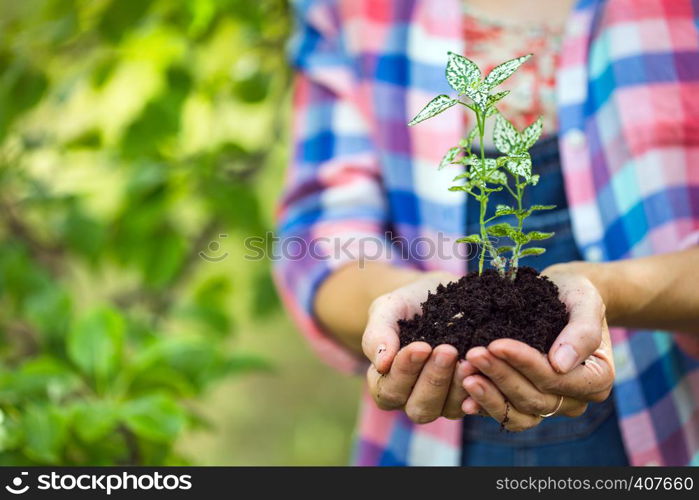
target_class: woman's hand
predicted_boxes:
[461,265,615,431]
[362,271,477,423]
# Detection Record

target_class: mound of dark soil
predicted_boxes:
[398,267,568,358]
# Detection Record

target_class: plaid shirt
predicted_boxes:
[274,0,699,466]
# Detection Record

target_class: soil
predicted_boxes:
[398,267,568,358]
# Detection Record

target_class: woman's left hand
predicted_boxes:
[461,265,616,431]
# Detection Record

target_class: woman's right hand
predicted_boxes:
[362,271,477,423]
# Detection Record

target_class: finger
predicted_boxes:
[463,375,542,432]
[462,397,486,416]
[362,293,411,373]
[468,347,588,417]
[488,338,614,401]
[367,342,432,410]
[405,344,458,424]
[548,278,605,374]
[442,359,479,419]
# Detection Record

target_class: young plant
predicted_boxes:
[408,52,555,278]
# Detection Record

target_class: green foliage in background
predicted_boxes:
[0,0,290,465]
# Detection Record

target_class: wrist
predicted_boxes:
[544,261,621,324]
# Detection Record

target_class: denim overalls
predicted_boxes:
[460,136,628,466]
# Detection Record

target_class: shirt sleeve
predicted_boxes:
[272,1,399,373]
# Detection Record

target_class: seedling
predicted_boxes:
[409,52,555,278]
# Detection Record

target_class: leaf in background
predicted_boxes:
[0,53,48,140]
[252,267,281,317]
[218,353,273,376]
[67,307,124,391]
[21,404,68,464]
[0,357,80,404]
[483,54,532,90]
[61,205,106,261]
[71,400,119,443]
[233,71,271,103]
[97,0,153,43]
[121,394,186,443]
[445,52,480,94]
[408,95,458,126]
[23,284,72,350]
[121,66,192,158]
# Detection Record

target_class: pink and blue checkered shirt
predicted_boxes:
[274,0,699,465]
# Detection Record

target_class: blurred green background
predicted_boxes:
[0,0,361,465]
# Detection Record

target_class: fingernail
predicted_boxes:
[434,351,453,368]
[462,397,476,415]
[475,354,491,369]
[465,377,484,398]
[410,350,429,364]
[553,343,579,373]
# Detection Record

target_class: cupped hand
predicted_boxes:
[461,265,615,431]
[362,271,476,423]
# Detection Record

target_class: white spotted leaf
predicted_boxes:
[408,95,458,126]
[446,52,481,94]
[522,117,543,149]
[439,146,461,169]
[505,153,532,180]
[483,54,532,90]
[494,115,521,155]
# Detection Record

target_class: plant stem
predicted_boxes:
[510,178,524,278]
[476,110,488,275]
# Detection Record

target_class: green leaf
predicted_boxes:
[439,146,461,169]
[466,157,507,184]
[504,153,532,180]
[408,94,458,126]
[488,90,510,106]
[530,174,540,186]
[22,404,67,464]
[445,52,481,94]
[529,204,556,212]
[459,127,478,152]
[468,89,489,111]
[121,394,186,443]
[483,54,532,89]
[522,117,543,149]
[526,231,555,241]
[495,205,516,217]
[71,401,119,443]
[486,222,516,237]
[67,307,125,389]
[497,246,514,255]
[520,247,546,257]
[494,115,520,155]
[456,234,482,244]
